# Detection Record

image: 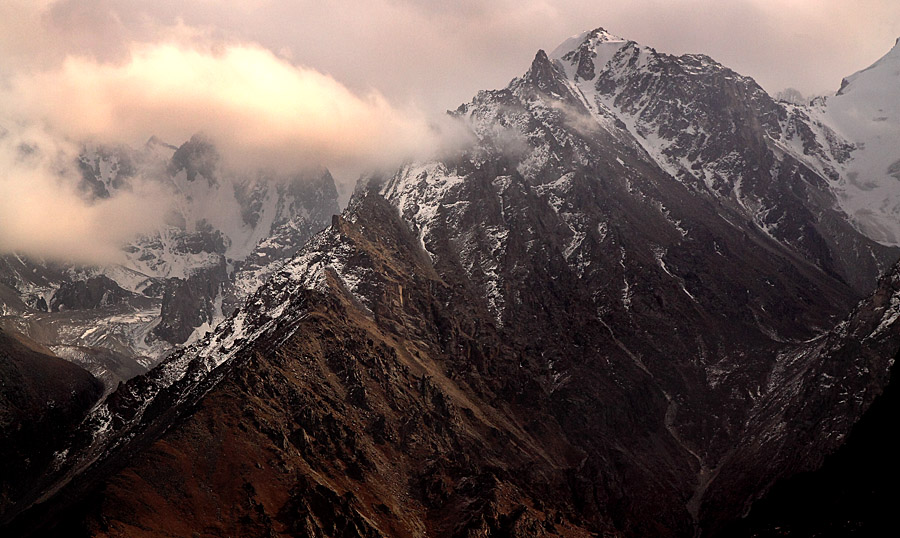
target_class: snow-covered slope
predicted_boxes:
[805,39,900,244]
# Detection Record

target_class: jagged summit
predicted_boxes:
[548,27,632,82]
[549,27,627,58]
[521,49,575,96]
[526,49,553,74]
[466,22,895,294]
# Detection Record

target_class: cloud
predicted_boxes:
[1,40,468,175]
[8,1,898,122]
[0,124,172,264]
[26,0,899,105]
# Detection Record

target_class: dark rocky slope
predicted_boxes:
[700,264,900,535]
[0,328,103,524]
[724,356,899,537]
[10,193,688,536]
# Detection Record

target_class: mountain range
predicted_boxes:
[1,27,899,537]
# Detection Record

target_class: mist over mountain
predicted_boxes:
[1,133,341,388]
[1,15,900,538]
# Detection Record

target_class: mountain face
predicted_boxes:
[544,29,896,293]
[3,28,900,538]
[0,135,340,388]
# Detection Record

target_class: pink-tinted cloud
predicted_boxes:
[0,124,172,263]
[3,41,465,173]
[16,0,899,106]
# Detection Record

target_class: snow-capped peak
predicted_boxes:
[809,38,900,244]
[837,36,900,96]
[549,27,632,82]
[549,28,627,59]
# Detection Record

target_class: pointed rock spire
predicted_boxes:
[524,49,558,86]
[522,49,581,105]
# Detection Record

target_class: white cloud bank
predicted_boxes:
[0,125,171,263]
[2,41,466,174]
[0,5,470,263]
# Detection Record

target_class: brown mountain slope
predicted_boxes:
[26,193,696,537]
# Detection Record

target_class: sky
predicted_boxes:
[1,0,898,262]
[5,1,898,106]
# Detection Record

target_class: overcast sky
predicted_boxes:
[4,0,898,108]
[1,0,898,261]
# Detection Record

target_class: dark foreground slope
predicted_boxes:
[725,357,900,537]
[0,329,103,523]
[16,194,691,537]
[702,265,900,535]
